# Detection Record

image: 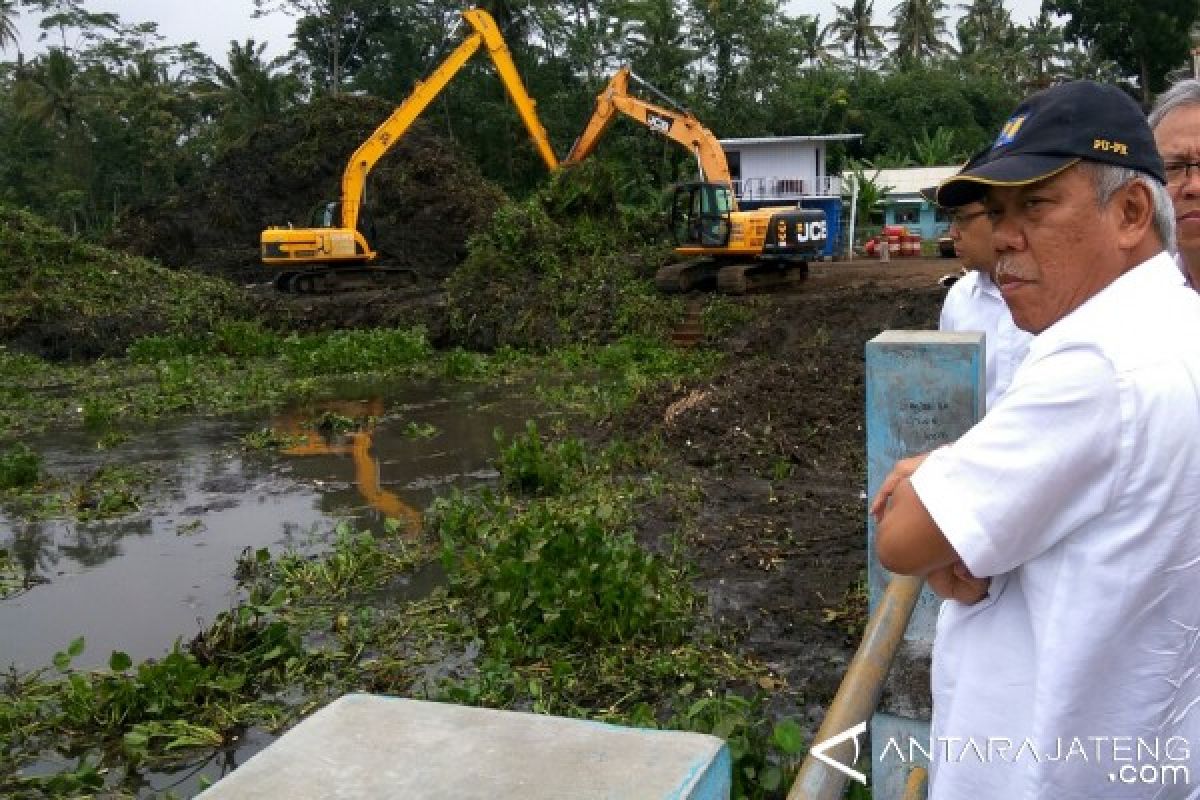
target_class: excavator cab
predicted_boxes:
[670,182,732,248]
[311,201,339,228]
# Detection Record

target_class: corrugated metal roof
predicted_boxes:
[840,166,960,198]
[719,134,863,146]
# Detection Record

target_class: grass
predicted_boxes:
[0,329,722,436]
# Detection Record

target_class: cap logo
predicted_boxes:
[993,114,1027,148]
[1092,138,1128,156]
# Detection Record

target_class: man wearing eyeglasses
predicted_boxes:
[923,178,1032,410]
[1149,78,1200,290]
[874,81,1200,799]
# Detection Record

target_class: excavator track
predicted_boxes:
[715,261,809,295]
[656,260,810,295]
[273,267,420,294]
[654,261,720,293]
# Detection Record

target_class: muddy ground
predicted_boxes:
[614,258,946,724]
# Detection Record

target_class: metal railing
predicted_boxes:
[786,575,925,800]
[731,175,842,201]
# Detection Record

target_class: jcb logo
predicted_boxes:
[647,112,674,134]
[795,220,827,243]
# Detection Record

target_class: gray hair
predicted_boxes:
[1079,162,1175,251]
[1149,79,1200,129]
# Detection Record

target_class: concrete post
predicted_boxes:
[864,331,984,799]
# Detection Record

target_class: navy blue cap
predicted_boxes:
[936,81,1165,207]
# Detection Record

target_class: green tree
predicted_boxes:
[253,0,377,95]
[956,0,1010,57]
[1043,0,1198,101]
[889,0,952,66]
[826,0,885,71]
[843,160,892,232]
[797,15,838,69]
[1019,10,1062,89]
[15,47,80,131]
[1,0,19,52]
[210,39,298,145]
[911,125,966,164]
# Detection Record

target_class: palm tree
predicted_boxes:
[16,49,81,132]
[889,0,951,66]
[797,15,837,69]
[1021,10,1063,88]
[0,0,19,53]
[212,39,297,144]
[826,0,885,71]
[956,0,1010,56]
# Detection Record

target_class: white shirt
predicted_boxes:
[938,269,1032,409]
[1175,251,1196,290]
[911,252,1200,800]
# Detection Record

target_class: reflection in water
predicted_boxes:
[59,517,153,567]
[0,378,540,673]
[272,399,423,536]
[10,522,59,582]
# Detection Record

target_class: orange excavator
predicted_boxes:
[260,8,559,292]
[563,68,827,293]
[272,400,423,535]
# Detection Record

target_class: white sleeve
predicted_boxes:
[908,346,1122,577]
[938,275,970,332]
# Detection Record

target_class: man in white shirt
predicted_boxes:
[1149,78,1200,290]
[872,81,1200,799]
[926,181,1032,409]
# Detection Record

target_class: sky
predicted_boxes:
[11,0,1049,64]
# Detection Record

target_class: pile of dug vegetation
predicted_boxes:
[0,206,248,360]
[445,161,680,350]
[110,95,507,284]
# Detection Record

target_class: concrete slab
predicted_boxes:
[197,694,731,800]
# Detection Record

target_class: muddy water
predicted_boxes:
[0,379,543,672]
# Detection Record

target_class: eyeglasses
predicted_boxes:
[948,209,989,227]
[1164,161,1200,185]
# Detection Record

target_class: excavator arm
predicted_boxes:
[563,67,732,188]
[339,7,559,235]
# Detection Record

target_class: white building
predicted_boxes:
[719,134,862,205]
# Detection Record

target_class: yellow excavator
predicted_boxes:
[563,68,827,293]
[260,8,560,293]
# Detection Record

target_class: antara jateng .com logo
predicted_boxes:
[811,723,1192,788]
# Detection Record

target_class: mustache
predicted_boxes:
[994,256,1037,282]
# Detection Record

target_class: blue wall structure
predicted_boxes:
[864,331,985,800]
[883,202,950,241]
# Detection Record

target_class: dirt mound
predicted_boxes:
[0,206,248,360]
[445,162,679,351]
[109,95,506,285]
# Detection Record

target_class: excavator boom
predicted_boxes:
[564,67,828,294]
[564,68,732,192]
[261,7,558,291]
[339,8,559,234]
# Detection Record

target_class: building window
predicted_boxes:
[896,207,919,224]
